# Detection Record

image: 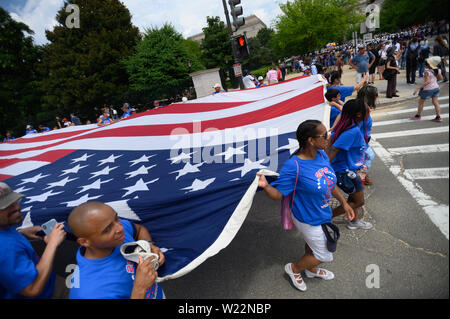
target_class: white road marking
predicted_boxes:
[373,113,449,127]
[371,140,449,239]
[372,126,449,139]
[388,144,449,155]
[373,104,448,117]
[403,167,449,180]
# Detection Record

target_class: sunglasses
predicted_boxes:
[313,131,328,139]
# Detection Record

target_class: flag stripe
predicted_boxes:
[0,149,75,169]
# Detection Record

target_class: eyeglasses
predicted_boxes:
[313,132,328,139]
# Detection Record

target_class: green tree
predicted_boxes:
[241,28,276,71]
[124,24,203,93]
[272,0,363,56]
[200,16,233,70]
[39,0,140,121]
[0,7,42,137]
[379,0,449,33]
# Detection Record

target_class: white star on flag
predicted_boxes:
[24,190,64,204]
[228,158,267,177]
[97,154,123,166]
[181,178,216,193]
[44,176,78,189]
[129,154,156,167]
[71,153,94,164]
[122,178,159,198]
[168,151,194,164]
[276,138,299,155]
[62,193,103,207]
[60,164,88,176]
[125,165,157,179]
[77,178,113,194]
[215,145,247,161]
[170,162,204,180]
[14,186,33,193]
[89,166,118,179]
[17,173,51,186]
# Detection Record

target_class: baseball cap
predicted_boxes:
[357,44,365,50]
[258,76,264,81]
[0,182,24,210]
[26,125,31,129]
[213,83,221,88]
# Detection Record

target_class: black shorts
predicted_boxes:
[336,172,364,194]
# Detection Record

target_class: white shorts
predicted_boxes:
[292,216,334,263]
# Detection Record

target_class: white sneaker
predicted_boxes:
[347,220,373,230]
[284,263,307,291]
[120,240,159,270]
[305,268,335,280]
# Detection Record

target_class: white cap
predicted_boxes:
[213,83,221,88]
[258,76,263,81]
[182,97,188,102]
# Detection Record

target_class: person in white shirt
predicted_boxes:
[242,71,256,89]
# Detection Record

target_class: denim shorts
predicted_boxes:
[419,88,440,99]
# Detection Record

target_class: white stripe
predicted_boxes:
[373,113,449,127]
[403,167,449,180]
[0,104,326,161]
[438,96,449,101]
[371,140,449,239]
[388,144,449,155]
[373,104,448,116]
[0,82,324,152]
[0,161,50,176]
[372,126,449,139]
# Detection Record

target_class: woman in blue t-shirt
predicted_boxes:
[327,99,373,231]
[326,70,368,102]
[257,120,354,292]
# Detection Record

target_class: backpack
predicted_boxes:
[407,44,420,63]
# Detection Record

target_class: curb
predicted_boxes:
[377,95,418,107]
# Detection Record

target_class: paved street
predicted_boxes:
[161,84,449,299]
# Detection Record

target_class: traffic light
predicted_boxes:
[235,34,249,60]
[228,0,245,31]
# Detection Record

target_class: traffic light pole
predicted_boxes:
[221,0,245,89]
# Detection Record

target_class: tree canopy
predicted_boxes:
[272,0,363,56]
[0,7,42,137]
[39,0,140,121]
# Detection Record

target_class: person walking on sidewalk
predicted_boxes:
[405,37,420,85]
[349,44,375,84]
[410,56,444,122]
[432,36,449,82]
[385,47,401,98]
[327,99,373,230]
[256,120,354,292]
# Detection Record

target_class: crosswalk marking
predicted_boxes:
[438,96,449,101]
[403,167,449,180]
[372,126,449,139]
[373,113,449,127]
[387,144,449,155]
[373,104,449,116]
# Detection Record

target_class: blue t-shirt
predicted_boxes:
[270,150,337,226]
[359,115,373,147]
[330,105,341,127]
[25,129,37,135]
[69,219,164,299]
[0,227,55,299]
[327,86,354,102]
[121,111,131,119]
[331,126,366,173]
[3,137,15,142]
[351,51,375,74]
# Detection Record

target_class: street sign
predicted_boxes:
[363,33,373,44]
[233,63,242,77]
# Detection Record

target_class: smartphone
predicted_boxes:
[41,219,57,236]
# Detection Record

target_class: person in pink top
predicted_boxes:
[410,56,444,122]
[266,66,278,84]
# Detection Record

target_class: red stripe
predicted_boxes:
[0,149,75,169]
[0,86,323,157]
[0,174,14,182]
[11,128,96,144]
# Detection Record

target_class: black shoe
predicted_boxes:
[392,94,400,97]
[386,96,393,98]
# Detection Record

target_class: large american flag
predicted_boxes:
[0,75,328,281]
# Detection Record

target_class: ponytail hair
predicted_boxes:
[331,99,367,145]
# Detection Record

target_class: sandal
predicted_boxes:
[305,268,335,280]
[285,263,307,291]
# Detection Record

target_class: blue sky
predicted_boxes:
[0,0,287,45]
